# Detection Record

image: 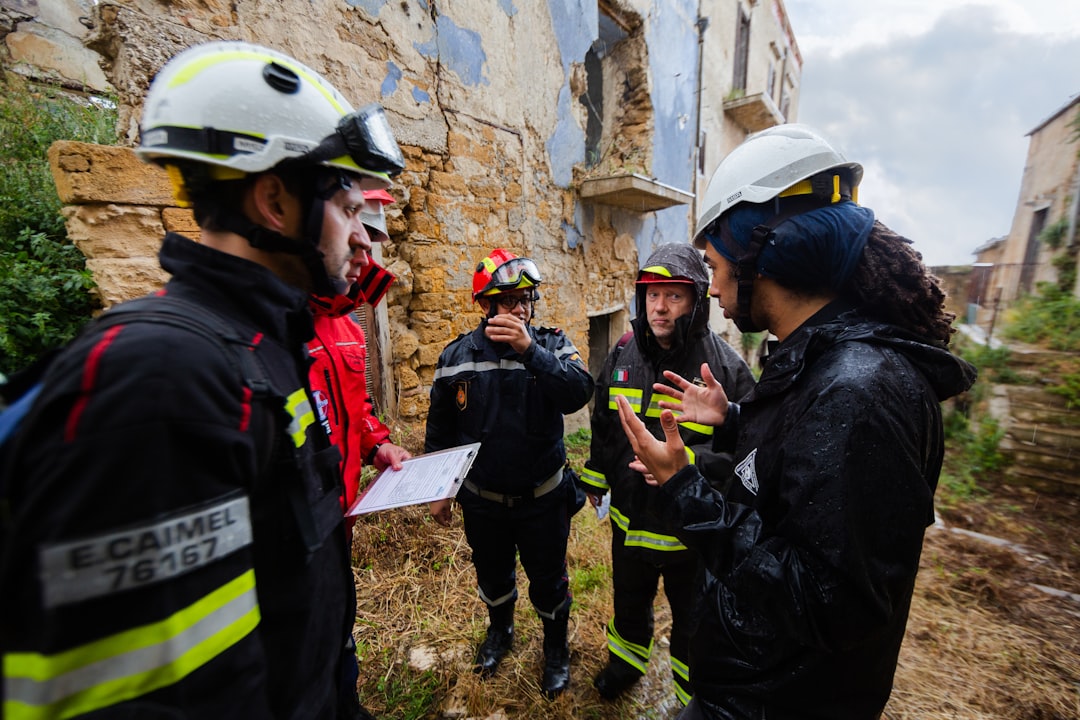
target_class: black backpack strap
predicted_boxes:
[94,295,271,397]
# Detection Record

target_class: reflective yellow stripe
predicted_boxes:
[610,506,687,552]
[4,571,260,720]
[579,467,608,492]
[644,398,715,437]
[685,446,696,465]
[605,619,651,673]
[285,388,314,447]
[671,654,692,706]
[608,387,642,412]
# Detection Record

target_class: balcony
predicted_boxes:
[578,172,694,212]
[724,91,784,132]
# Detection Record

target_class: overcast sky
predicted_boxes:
[782,1,1080,266]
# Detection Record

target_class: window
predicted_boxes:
[733,6,750,93]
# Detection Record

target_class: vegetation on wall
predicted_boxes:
[0,72,117,376]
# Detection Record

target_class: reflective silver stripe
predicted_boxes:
[578,467,608,491]
[478,587,516,607]
[40,496,252,608]
[605,618,650,672]
[434,358,525,380]
[4,571,259,719]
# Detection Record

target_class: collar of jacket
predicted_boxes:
[757,302,977,401]
[309,262,396,319]
[158,232,313,345]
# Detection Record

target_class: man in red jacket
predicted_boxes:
[307,189,411,714]
[308,188,411,531]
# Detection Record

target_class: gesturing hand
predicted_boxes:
[615,395,688,486]
[653,362,731,427]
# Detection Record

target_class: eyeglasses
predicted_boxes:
[494,291,538,310]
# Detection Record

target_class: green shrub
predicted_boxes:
[1002,284,1080,351]
[0,72,117,375]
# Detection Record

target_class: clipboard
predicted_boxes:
[345,442,480,516]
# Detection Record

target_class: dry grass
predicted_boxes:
[351,425,1080,719]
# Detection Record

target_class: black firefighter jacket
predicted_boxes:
[649,304,978,719]
[583,247,755,562]
[425,322,594,495]
[0,233,356,719]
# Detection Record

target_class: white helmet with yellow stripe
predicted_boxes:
[136,41,403,189]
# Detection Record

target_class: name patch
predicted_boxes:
[39,495,252,608]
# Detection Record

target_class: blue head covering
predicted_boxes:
[708,200,875,290]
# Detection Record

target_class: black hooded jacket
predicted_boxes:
[649,304,978,719]
[583,243,755,561]
[0,233,355,718]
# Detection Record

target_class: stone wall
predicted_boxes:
[6,0,803,429]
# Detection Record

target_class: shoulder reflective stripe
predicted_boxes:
[610,506,687,552]
[604,619,651,672]
[578,467,608,491]
[607,387,642,412]
[3,570,259,720]
[39,496,252,609]
[285,388,314,447]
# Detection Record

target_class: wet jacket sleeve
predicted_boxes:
[649,362,938,659]
[581,346,618,495]
[521,329,594,415]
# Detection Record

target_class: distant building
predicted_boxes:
[971,95,1080,333]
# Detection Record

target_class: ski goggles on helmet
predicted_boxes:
[302,103,406,178]
[481,257,543,295]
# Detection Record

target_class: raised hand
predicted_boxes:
[654,362,730,427]
[616,395,688,486]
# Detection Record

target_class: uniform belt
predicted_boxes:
[463,468,564,507]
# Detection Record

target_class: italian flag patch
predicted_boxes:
[613,367,629,383]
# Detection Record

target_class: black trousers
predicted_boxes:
[609,523,697,698]
[459,479,572,615]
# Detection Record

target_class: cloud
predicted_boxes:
[786,2,1080,266]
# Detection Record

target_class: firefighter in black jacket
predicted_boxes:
[425,249,594,698]
[0,42,404,719]
[581,243,755,706]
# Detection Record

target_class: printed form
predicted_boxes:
[346,442,480,515]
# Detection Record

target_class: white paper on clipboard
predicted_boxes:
[346,442,481,516]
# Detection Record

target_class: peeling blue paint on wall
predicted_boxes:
[381,61,402,97]
[344,0,386,13]
[646,0,697,190]
[546,84,585,189]
[546,0,596,76]
[415,15,489,87]
[412,86,431,103]
[499,0,517,17]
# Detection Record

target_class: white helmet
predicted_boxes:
[136,41,403,188]
[693,123,862,247]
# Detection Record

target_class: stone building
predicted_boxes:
[969,94,1080,332]
[2,0,802,427]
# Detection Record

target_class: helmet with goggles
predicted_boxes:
[471,249,543,302]
[136,41,404,190]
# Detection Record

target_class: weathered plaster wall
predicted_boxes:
[6,0,801,427]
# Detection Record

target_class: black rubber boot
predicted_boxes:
[474,601,514,678]
[593,656,642,700]
[540,614,571,699]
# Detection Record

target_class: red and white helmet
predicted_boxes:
[471,248,543,302]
